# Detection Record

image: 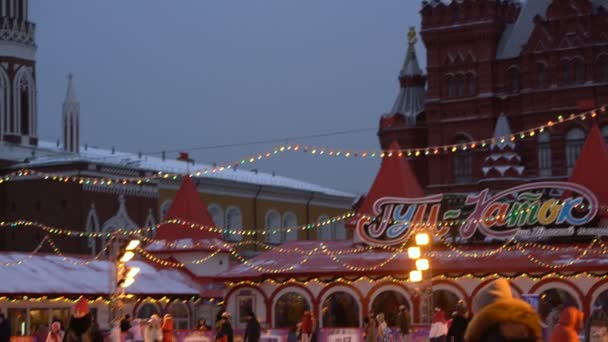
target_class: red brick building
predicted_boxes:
[379,0,608,194]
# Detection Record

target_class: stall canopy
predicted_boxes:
[568,124,608,206]
[150,176,227,253]
[217,240,608,282]
[0,253,202,298]
[348,140,423,227]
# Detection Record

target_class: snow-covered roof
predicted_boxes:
[0,253,202,296]
[146,238,230,253]
[10,140,354,199]
[491,113,515,150]
[496,0,608,59]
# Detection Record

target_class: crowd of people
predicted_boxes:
[0,280,592,342]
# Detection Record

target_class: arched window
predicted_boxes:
[207,204,224,228]
[574,59,585,84]
[467,73,477,96]
[322,292,360,328]
[136,303,160,319]
[589,290,608,338]
[602,126,608,144]
[318,215,332,241]
[538,131,552,177]
[371,291,410,326]
[508,67,520,93]
[14,69,35,136]
[282,212,298,242]
[537,62,548,88]
[603,57,608,82]
[565,128,586,174]
[334,222,346,241]
[265,210,282,244]
[168,301,190,330]
[275,292,311,336]
[447,76,455,98]
[539,288,579,337]
[159,200,172,221]
[456,75,465,97]
[0,68,7,136]
[453,137,473,184]
[225,206,243,242]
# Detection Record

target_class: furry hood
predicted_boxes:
[472,278,513,314]
[465,299,542,342]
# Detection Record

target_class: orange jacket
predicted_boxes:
[549,307,583,342]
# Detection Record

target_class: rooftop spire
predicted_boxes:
[491,113,515,150]
[388,27,426,122]
[64,73,78,103]
[482,113,524,179]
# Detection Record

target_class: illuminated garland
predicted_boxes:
[0,295,201,304]
[319,242,401,272]
[0,236,49,267]
[136,247,185,268]
[514,239,597,270]
[0,212,356,239]
[46,237,112,266]
[1,107,605,185]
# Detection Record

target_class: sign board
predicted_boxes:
[357,182,599,246]
[319,328,363,342]
[521,295,540,312]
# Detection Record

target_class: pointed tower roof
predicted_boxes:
[64,74,78,103]
[492,113,515,150]
[482,113,524,178]
[389,27,426,122]
[354,141,424,221]
[569,124,608,206]
[154,176,223,242]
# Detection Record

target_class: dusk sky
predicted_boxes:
[31,0,424,195]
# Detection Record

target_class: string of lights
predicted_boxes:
[1,106,605,185]
[319,242,401,272]
[0,236,49,267]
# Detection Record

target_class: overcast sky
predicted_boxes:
[31,0,424,195]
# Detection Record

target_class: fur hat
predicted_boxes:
[74,298,89,316]
[472,278,513,314]
[464,299,542,342]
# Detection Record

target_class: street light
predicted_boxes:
[410,270,423,282]
[125,240,140,251]
[415,233,430,246]
[120,251,135,263]
[408,246,421,259]
[416,258,430,271]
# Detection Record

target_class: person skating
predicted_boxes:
[243,310,261,342]
[144,315,162,342]
[65,298,94,342]
[429,309,448,342]
[161,315,174,342]
[215,312,233,342]
[376,313,392,342]
[0,313,10,342]
[297,311,314,342]
[549,307,584,342]
[46,322,65,342]
[364,312,377,342]
[447,304,468,342]
[396,305,411,342]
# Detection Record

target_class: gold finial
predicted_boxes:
[408,26,418,45]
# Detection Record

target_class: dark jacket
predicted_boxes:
[447,315,468,342]
[0,318,10,342]
[243,317,261,342]
[120,318,131,333]
[65,314,93,342]
[216,320,234,342]
[396,310,411,334]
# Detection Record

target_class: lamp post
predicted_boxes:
[409,232,433,325]
[109,234,141,326]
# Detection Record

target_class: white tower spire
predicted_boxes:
[62,74,79,153]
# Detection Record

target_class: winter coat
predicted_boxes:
[549,307,584,342]
[464,299,542,342]
[65,314,94,342]
[396,310,411,335]
[430,311,448,340]
[144,325,162,342]
[447,315,468,342]
[0,319,10,342]
[216,320,233,342]
[364,319,377,342]
[243,316,261,342]
[161,317,174,342]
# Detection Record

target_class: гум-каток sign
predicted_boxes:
[356,182,599,246]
